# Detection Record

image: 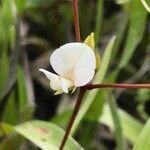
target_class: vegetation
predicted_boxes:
[0,0,150,149]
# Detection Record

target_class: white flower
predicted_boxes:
[39,43,96,94]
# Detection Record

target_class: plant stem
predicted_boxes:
[72,0,81,42]
[60,0,82,149]
[59,88,86,150]
[86,83,150,90]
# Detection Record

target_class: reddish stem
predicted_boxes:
[72,0,81,42]
[59,88,86,150]
[59,1,82,149]
[85,83,150,90]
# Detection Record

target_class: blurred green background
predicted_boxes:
[0,0,150,149]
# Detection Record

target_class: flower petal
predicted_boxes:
[39,69,59,81]
[50,43,96,86]
[39,69,74,93]
[73,48,96,86]
[62,78,70,93]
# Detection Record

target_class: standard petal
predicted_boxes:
[73,47,96,86]
[50,43,96,85]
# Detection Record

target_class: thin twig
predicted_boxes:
[59,88,86,150]
[86,83,150,90]
[72,0,81,42]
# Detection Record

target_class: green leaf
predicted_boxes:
[136,89,150,102]
[2,91,19,124]
[9,25,16,50]
[94,36,116,82]
[0,0,16,51]
[106,94,125,150]
[101,104,143,143]
[119,0,147,69]
[17,65,33,121]
[15,120,84,150]
[111,13,128,60]
[133,118,150,150]
[0,51,9,93]
[1,0,15,25]
[17,66,27,113]
[0,123,14,137]
[15,0,25,14]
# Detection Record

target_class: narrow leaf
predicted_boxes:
[119,0,147,69]
[100,104,143,143]
[133,118,150,150]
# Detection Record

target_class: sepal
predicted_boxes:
[84,32,95,50]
